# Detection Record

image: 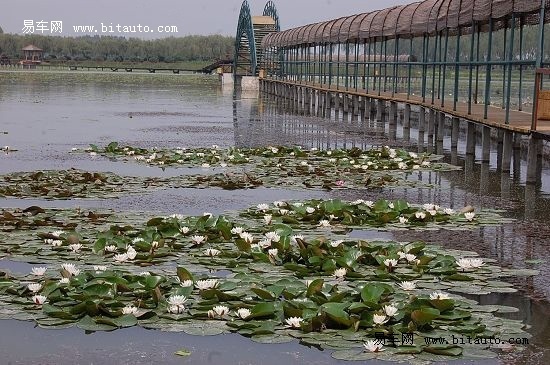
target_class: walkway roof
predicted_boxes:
[263,0,547,47]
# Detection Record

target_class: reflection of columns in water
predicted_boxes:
[524,183,537,220]
[500,171,511,200]
[480,162,490,194]
[496,130,504,171]
[403,104,411,142]
[466,122,476,157]
[464,154,475,185]
[481,126,491,163]
[512,134,522,181]
[417,108,425,153]
[502,130,513,173]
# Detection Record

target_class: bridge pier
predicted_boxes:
[451,117,460,149]
[502,130,513,173]
[526,135,542,185]
[325,92,331,118]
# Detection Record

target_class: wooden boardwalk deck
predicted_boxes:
[265,79,550,138]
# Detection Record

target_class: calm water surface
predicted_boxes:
[0,70,549,365]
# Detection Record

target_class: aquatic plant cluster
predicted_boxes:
[0,197,531,361]
[0,143,535,362]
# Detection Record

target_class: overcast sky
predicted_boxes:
[2,0,413,38]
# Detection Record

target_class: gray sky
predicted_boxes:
[2,0,413,38]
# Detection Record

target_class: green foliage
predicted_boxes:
[0,33,234,62]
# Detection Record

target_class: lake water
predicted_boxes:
[0,70,549,364]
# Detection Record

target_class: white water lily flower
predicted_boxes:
[399,281,417,291]
[258,239,272,249]
[456,258,472,270]
[412,164,420,169]
[231,226,244,235]
[32,295,47,305]
[383,305,398,317]
[191,235,207,245]
[273,201,285,207]
[195,279,219,290]
[203,212,213,218]
[351,199,365,205]
[397,251,407,260]
[257,203,270,211]
[388,203,395,209]
[27,283,42,293]
[94,265,107,273]
[444,208,455,215]
[285,316,303,328]
[122,304,139,315]
[330,240,343,248]
[265,231,280,243]
[384,259,398,268]
[68,244,82,253]
[398,162,407,170]
[236,308,251,319]
[409,152,418,158]
[427,209,437,216]
[291,235,304,243]
[422,161,431,166]
[59,277,70,284]
[213,305,230,316]
[318,220,331,227]
[405,254,417,263]
[328,214,338,221]
[333,268,347,279]
[415,211,426,219]
[268,248,278,257]
[139,272,151,276]
[363,339,384,352]
[398,216,409,224]
[104,245,117,252]
[469,258,484,268]
[279,209,289,215]
[464,212,476,221]
[151,241,159,249]
[430,291,451,300]
[204,248,221,257]
[113,253,129,262]
[31,267,47,276]
[306,207,316,214]
[373,314,388,325]
[132,237,146,244]
[50,240,63,247]
[423,203,435,210]
[263,214,273,225]
[240,232,254,244]
[388,149,397,158]
[167,295,188,306]
[365,201,374,208]
[168,305,185,314]
[61,263,80,276]
[270,147,279,153]
[179,280,193,287]
[51,230,64,238]
[196,152,205,157]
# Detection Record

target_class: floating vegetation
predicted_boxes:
[80,142,459,172]
[237,199,512,231]
[0,169,168,199]
[0,238,534,362]
[0,198,533,361]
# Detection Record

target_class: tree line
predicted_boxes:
[0,33,235,63]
